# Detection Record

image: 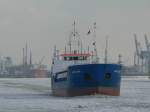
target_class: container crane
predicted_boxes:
[134,34,141,66]
[144,34,150,76]
[144,34,150,51]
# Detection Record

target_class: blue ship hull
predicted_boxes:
[51,64,121,96]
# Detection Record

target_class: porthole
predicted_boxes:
[84,73,92,80]
[105,73,111,80]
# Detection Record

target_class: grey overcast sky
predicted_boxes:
[0,0,150,67]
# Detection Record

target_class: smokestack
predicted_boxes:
[25,43,28,65]
[30,50,32,65]
[23,48,25,65]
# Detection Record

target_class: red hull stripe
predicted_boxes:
[52,87,120,97]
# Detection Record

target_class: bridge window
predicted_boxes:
[73,57,78,60]
[69,57,73,60]
[64,57,67,60]
[63,56,88,61]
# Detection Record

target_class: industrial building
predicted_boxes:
[0,44,49,78]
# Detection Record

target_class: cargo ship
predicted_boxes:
[51,22,121,96]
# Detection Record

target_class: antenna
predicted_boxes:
[118,54,122,64]
[69,34,72,53]
[54,45,57,57]
[105,36,109,64]
[87,46,90,54]
[73,21,76,37]
[65,46,67,54]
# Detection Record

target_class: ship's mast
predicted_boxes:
[118,54,122,64]
[68,21,82,54]
[73,21,76,54]
[69,33,72,54]
[73,21,76,38]
[105,36,109,64]
[69,21,76,54]
[53,45,57,58]
[93,22,99,63]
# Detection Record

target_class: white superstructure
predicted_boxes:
[51,22,99,75]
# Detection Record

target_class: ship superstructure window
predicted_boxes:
[69,57,73,60]
[61,53,91,61]
[63,56,89,61]
[73,57,78,60]
[64,57,67,60]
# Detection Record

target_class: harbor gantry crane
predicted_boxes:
[144,34,150,51]
[134,34,142,66]
[144,34,150,76]
[133,34,150,76]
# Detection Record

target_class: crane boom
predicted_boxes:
[39,56,45,65]
[144,34,150,52]
[134,34,140,56]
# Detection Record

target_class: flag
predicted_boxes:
[87,30,91,35]
[93,22,96,29]
[93,42,96,45]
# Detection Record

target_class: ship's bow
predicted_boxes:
[68,64,121,96]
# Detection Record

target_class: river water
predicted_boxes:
[0,77,150,112]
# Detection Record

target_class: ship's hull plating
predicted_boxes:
[51,64,121,96]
